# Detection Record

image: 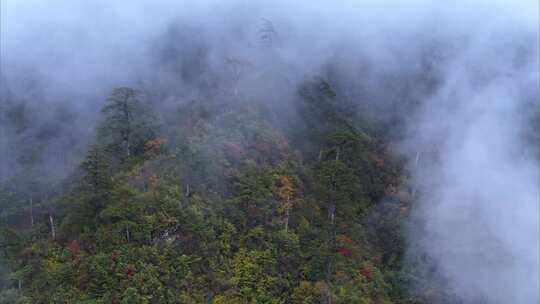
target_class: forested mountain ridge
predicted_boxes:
[0,77,421,303]
[1,1,538,303]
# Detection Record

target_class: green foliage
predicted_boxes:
[0,81,416,303]
[98,87,158,164]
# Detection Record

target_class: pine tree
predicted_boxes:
[80,144,112,212]
[99,87,157,162]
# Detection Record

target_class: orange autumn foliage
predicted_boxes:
[278,176,293,203]
[66,240,81,257]
[360,265,374,281]
[144,138,166,156]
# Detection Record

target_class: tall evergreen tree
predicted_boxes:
[99,87,157,163]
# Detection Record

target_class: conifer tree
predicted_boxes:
[99,87,157,162]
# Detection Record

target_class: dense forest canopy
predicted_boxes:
[0,1,538,303]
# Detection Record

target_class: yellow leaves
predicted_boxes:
[148,174,159,190]
[277,175,295,225]
[291,281,327,304]
[278,176,293,209]
[278,176,293,201]
[45,258,61,274]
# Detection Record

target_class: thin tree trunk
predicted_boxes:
[326,288,332,304]
[123,95,131,158]
[284,195,290,232]
[126,137,130,157]
[49,214,56,240]
[414,151,420,168]
[29,198,34,228]
[326,173,337,304]
[326,203,335,304]
[411,151,421,197]
[329,203,335,227]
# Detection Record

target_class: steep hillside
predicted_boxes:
[0,79,416,303]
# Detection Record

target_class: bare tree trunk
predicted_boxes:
[411,151,421,197]
[185,184,190,197]
[126,226,130,242]
[49,214,56,240]
[18,279,22,290]
[29,198,34,228]
[125,137,130,157]
[326,288,332,304]
[284,195,290,232]
[123,95,131,158]
[326,203,335,304]
[328,203,335,227]
[326,173,337,304]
